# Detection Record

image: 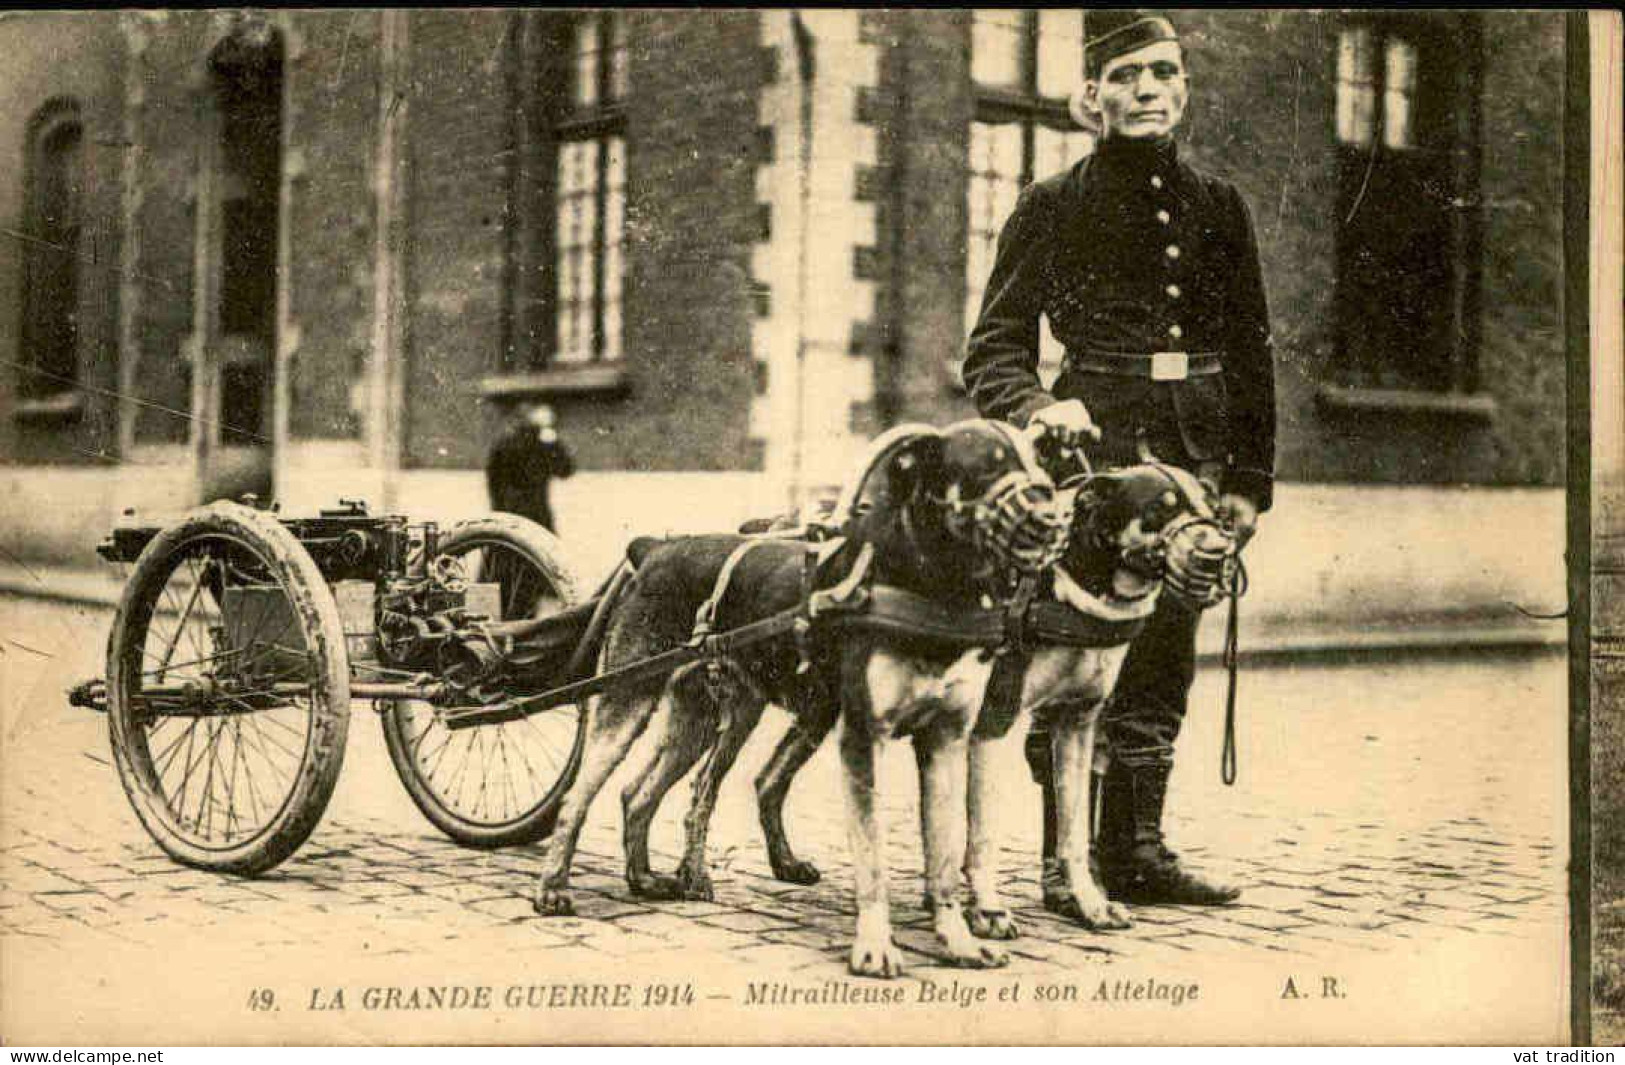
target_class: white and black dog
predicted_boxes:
[529,420,1071,977]
[958,460,1237,938]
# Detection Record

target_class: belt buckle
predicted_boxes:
[1150,351,1189,381]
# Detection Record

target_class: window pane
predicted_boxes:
[1382,89,1412,150]
[1336,27,1375,146]
[555,135,625,364]
[1339,84,1376,147]
[1337,26,1371,85]
[1034,124,1094,180]
[1035,9,1083,99]
[602,135,626,362]
[1384,36,1417,93]
[1382,38,1417,149]
[967,121,1023,245]
[572,17,599,109]
[965,121,1024,337]
[556,140,599,363]
[606,11,628,103]
[971,10,1023,89]
[602,301,622,363]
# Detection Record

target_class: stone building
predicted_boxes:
[0,10,1569,630]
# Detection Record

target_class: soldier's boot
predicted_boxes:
[1096,745,1242,906]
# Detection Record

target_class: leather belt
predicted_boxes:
[1068,350,1221,381]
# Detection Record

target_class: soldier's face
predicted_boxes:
[1088,40,1189,140]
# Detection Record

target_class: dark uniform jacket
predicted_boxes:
[963,136,1277,511]
[486,425,576,532]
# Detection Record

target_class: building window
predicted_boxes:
[1336,26,1419,151]
[555,11,627,365]
[1332,15,1480,394]
[966,10,1093,380]
[18,101,84,400]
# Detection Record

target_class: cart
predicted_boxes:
[72,497,614,875]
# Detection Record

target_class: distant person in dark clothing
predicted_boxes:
[486,401,575,533]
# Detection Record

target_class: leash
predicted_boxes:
[1220,556,1249,786]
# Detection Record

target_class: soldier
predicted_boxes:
[962,11,1275,906]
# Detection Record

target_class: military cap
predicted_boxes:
[1083,10,1180,78]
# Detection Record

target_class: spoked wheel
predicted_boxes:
[380,515,584,848]
[105,502,350,875]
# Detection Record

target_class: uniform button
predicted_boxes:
[1168,324,1184,339]
[1150,175,1164,189]
[1165,245,1181,260]
[1166,284,1182,298]
[1156,209,1172,225]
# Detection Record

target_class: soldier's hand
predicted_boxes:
[1029,399,1101,444]
[1216,493,1259,548]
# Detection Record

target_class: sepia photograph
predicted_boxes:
[0,7,1611,1046]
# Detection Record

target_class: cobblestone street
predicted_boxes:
[0,592,1571,1042]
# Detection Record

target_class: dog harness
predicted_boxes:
[442,439,1247,781]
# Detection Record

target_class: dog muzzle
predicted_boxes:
[1159,512,1239,611]
[946,472,1073,576]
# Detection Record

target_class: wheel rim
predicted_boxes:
[115,533,321,852]
[393,537,580,830]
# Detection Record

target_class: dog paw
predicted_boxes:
[532,888,575,917]
[675,864,715,902]
[849,939,907,979]
[1098,901,1134,929]
[770,856,822,886]
[1043,888,1081,920]
[968,907,1021,941]
[1046,891,1132,931]
[627,873,684,901]
[946,941,1010,969]
[1075,890,1133,930]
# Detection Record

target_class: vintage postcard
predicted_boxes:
[0,8,1610,1046]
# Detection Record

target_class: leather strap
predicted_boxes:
[1068,350,1221,379]
[822,581,1148,655]
[974,576,1040,739]
[1025,598,1148,647]
[977,649,1031,739]
[693,539,775,641]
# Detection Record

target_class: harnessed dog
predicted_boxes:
[529,420,1070,977]
[959,459,1240,938]
[746,455,1238,935]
